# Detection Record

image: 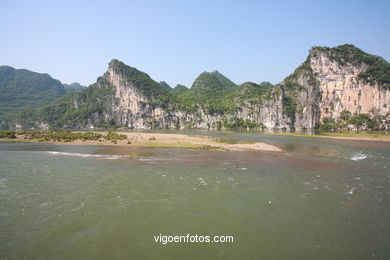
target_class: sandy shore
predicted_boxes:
[1,132,282,152]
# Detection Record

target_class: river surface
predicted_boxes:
[0,131,389,259]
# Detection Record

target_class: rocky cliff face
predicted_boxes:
[84,60,321,131]
[83,60,219,130]
[16,45,390,131]
[309,50,389,120]
[95,59,323,131]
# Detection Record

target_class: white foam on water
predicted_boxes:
[48,151,125,160]
[345,185,359,195]
[350,152,368,161]
[138,157,156,162]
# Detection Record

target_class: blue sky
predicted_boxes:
[1,0,389,87]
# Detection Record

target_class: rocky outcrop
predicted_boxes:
[309,50,389,120]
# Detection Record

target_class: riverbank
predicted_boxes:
[0,131,282,152]
[263,131,390,142]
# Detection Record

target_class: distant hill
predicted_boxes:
[177,70,237,105]
[0,66,66,123]
[233,81,274,99]
[171,84,188,95]
[3,44,389,131]
[64,82,86,93]
[159,81,172,91]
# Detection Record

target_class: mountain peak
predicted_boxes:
[64,82,86,93]
[159,81,171,91]
[308,44,389,88]
[192,70,236,90]
[104,59,171,101]
[108,59,124,69]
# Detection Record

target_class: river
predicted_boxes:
[0,131,389,259]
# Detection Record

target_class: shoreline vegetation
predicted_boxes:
[0,131,282,152]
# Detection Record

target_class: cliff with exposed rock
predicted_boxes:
[6,44,390,131]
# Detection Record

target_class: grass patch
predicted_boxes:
[0,130,127,142]
[215,137,255,144]
[129,152,154,157]
[134,141,221,150]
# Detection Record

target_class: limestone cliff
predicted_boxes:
[309,48,389,121]
[16,44,390,131]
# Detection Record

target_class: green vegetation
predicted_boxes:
[109,59,171,105]
[282,96,297,118]
[0,66,66,121]
[63,82,86,93]
[229,81,273,100]
[20,79,112,129]
[105,131,127,140]
[136,141,221,150]
[281,56,316,89]
[211,70,237,89]
[318,117,339,131]
[177,70,237,107]
[0,131,17,138]
[171,84,188,95]
[1,46,388,132]
[215,137,255,144]
[0,60,178,129]
[359,60,390,89]
[217,117,266,130]
[176,78,275,116]
[0,130,127,142]
[159,81,171,91]
[276,56,317,127]
[319,111,385,131]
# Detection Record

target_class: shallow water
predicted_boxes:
[0,132,389,259]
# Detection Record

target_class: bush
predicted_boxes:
[104,132,127,140]
[348,114,370,127]
[319,118,339,131]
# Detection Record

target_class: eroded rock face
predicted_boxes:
[80,53,388,131]
[310,52,389,121]
[98,64,216,129]
[104,65,150,128]
[22,47,389,131]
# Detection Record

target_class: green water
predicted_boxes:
[0,132,389,259]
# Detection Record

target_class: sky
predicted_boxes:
[1,0,389,88]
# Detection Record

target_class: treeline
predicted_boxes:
[319,111,388,131]
[0,131,127,141]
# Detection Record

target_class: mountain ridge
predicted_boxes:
[1,44,389,131]
[0,65,67,125]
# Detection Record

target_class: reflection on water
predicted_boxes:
[0,133,389,260]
